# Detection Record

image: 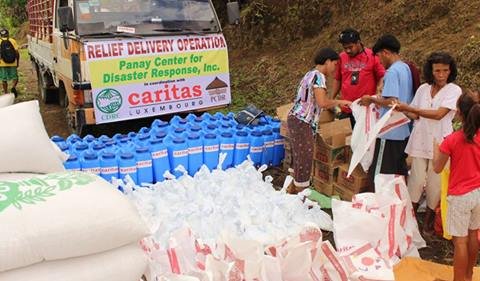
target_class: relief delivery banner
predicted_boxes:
[85,34,231,124]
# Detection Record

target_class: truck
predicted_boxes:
[27,0,235,135]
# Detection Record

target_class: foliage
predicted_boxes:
[0,0,27,35]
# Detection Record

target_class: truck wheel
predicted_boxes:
[36,65,56,104]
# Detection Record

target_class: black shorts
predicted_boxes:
[368,138,409,191]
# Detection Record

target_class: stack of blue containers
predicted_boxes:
[55,111,285,185]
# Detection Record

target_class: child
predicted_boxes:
[287,48,351,193]
[433,90,480,281]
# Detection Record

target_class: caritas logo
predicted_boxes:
[128,83,202,106]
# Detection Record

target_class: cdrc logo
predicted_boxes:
[95,88,123,114]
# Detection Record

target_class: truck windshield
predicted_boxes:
[74,0,220,36]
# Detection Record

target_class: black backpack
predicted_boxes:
[0,38,16,64]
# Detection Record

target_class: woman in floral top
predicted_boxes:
[287,48,351,193]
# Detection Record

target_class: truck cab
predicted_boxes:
[28,0,231,135]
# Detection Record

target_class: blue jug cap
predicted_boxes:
[259,120,268,126]
[156,131,167,139]
[136,146,149,153]
[173,137,185,144]
[262,129,273,135]
[272,127,280,133]
[92,143,105,150]
[222,116,231,121]
[149,138,162,145]
[175,127,186,133]
[179,118,188,125]
[128,132,137,138]
[210,116,218,121]
[58,143,69,151]
[139,127,150,133]
[102,152,116,159]
[251,131,263,137]
[83,135,96,142]
[188,133,200,140]
[67,154,78,161]
[221,132,233,138]
[120,152,134,159]
[138,133,150,140]
[207,124,217,130]
[84,151,98,160]
[236,124,245,130]
[155,120,169,128]
[190,125,202,132]
[51,135,64,143]
[204,133,216,139]
[119,137,129,143]
[221,123,231,128]
[194,116,203,122]
[75,143,88,151]
[236,131,248,137]
[105,140,115,146]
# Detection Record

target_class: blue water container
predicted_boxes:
[149,138,170,182]
[104,139,116,150]
[270,117,281,129]
[67,134,82,145]
[119,152,138,184]
[113,133,123,142]
[90,140,105,152]
[236,124,246,132]
[220,122,233,134]
[83,134,96,144]
[189,125,203,135]
[214,112,224,120]
[64,154,81,171]
[233,131,250,166]
[249,131,264,166]
[98,135,110,143]
[173,127,187,138]
[136,133,150,146]
[203,133,219,171]
[186,113,197,122]
[193,116,204,125]
[168,137,189,178]
[73,142,89,157]
[135,146,153,184]
[138,126,151,134]
[100,151,118,182]
[151,119,170,133]
[261,129,274,166]
[127,131,137,139]
[220,132,235,169]
[187,133,203,176]
[178,118,188,127]
[170,115,182,126]
[272,127,285,166]
[51,135,66,148]
[80,151,101,175]
[204,124,219,135]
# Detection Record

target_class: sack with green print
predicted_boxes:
[0,172,149,272]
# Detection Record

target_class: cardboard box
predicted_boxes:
[333,183,356,201]
[312,177,334,196]
[336,164,369,193]
[312,160,339,184]
[313,118,352,165]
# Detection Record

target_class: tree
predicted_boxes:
[0,0,27,31]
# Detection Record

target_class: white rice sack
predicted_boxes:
[0,93,14,108]
[0,101,65,173]
[0,172,149,272]
[0,243,148,281]
[126,160,332,248]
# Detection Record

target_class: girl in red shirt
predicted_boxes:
[434,90,480,281]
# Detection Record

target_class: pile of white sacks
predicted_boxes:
[0,101,149,281]
[125,158,426,281]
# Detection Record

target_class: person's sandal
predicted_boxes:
[11,87,18,98]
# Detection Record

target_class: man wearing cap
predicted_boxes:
[0,28,19,97]
[332,28,385,127]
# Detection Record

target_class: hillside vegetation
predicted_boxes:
[220,0,480,114]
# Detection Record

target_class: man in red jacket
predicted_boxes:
[332,28,385,128]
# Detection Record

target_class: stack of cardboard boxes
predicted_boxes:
[277,103,370,201]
